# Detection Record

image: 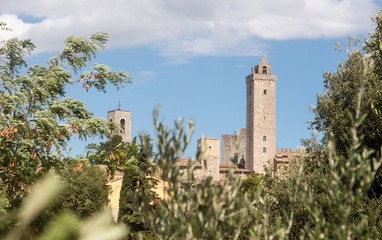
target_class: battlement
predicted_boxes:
[274,148,296,173]
[275,148,295,161]
[276,148,295,154]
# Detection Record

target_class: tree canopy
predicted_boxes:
[0,23,131,208]
[311,11,382,197]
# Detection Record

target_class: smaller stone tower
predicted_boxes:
[107,109,131,143]
[197,136,220,181]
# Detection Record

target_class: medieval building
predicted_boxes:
[179,55,294,182]
[107,55,294,220]
[108,55,294,181]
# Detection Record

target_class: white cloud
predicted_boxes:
[137,70,158,79]
[0,0,379,57]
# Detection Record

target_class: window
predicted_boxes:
[120,119,126,133]
[263,89,267,94]
[263,147,267,153]
[262,66,267,74]
[263,136,267,141]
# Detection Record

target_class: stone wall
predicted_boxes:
[221,128,246,165]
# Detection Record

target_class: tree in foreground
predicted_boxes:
[1,174,127,240]
[244,129,382,239]
[27,161,109,235]
[237,11,382,239]
[58,162,109,219]
[0,22,131,209]
[136,110,250,240]
[87,134,158,239]
[311,10,382,197]
[118,136,158,239]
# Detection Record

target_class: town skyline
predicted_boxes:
[1,0,380,158]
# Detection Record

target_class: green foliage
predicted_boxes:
[126,109,380,239]
[0,21,132,240]
[240,12,382,239]
[1,11,382,240]
[88,133,158,238]
[0,180,10,229]
[1,174,127,240]
[117,135,158,238]
[57,162,109,218]
[239,128,382,239]
[0,22,131,209]
[87,135,131,175]
[137,110,250,240]
[311,11,382,197]
[300,133,381,239]
[238,173,262,197]
[0,30,35,75]
[13,161,109,236]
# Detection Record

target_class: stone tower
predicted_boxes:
[197,136,220,181]
[221,128,246,165]
[107,109,131,143]
[246,55,276,173]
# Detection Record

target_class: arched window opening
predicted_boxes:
[263,136,267,141]
[262,66,267,74]
[263,89,267,95]
[120,119,126,133]
[263,147,267,153]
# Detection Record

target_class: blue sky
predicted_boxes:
[1,0,381,158]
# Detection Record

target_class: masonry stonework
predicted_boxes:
[246,55,276,173]
[107,109,131,143]
[107,55,292,192]
[221,128,246,165]
[185,55,282,178]
[198,137,220,182]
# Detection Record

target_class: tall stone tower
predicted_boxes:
[246,55,276,173]
[107,109,131,143]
